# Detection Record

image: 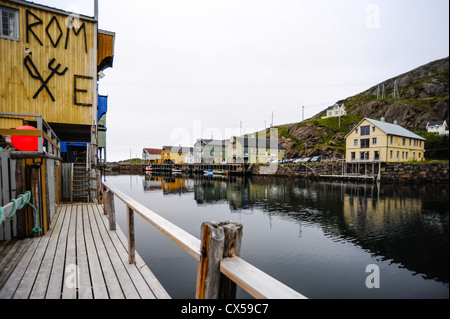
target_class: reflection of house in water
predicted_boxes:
[342,184,424,242]
[144,174,194,195]
[191,176,448,283]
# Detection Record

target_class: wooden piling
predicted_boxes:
[219,221,243,299]
[195,222,225,299]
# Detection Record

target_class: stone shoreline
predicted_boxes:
[251,162,449,184]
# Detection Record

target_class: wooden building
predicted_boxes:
[345,118,426,163]
[142,148,162,164]
[161,146,193,164]
[0,0,115,240]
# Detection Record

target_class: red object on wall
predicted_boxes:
[11,126,40,151]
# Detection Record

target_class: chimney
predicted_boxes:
[94,0,99,20]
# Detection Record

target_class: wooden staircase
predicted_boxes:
[71,163,89,202]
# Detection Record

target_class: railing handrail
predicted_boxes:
[102,181,307,299]
[0,112,61,156]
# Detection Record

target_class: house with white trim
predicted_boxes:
[345,118,426,163]
[426,121,448,136]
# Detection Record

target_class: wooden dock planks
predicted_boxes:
[0,203,170,299]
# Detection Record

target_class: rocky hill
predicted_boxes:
[275,56,449,159]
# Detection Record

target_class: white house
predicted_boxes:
[426,121,449,136]
[142,148,162,164]
[322,103,347,119]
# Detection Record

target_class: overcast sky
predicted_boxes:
[35,0,449,161]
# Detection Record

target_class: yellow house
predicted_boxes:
[161,146,193,164]
[345,118,426,163]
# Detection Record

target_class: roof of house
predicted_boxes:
[233,136,286,149]
[346,118,426,141]
[143,148,162,155]
[163,146,193,154]
[426,121,447,127]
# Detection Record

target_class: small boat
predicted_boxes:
[204,169,213,174]
[172,168,182,174]
[145,166,153,172]
[213,170,228,175]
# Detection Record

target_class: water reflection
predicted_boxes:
[144,173,449,285]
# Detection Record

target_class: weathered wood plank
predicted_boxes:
[45,204,71,299]
[0,237,41,299]
[29,206,65,299]
[90,204,140,299]
[103,183,201,260]
[86,204,124,299]
[76,204,93,299]
[82,204,109,299]
[93,204,162,299]
[62,205,77,299]
[220,257,307,299]
[0,239,31,290]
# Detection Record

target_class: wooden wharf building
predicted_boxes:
[1,0,115,239]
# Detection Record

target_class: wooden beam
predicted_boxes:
[220,257,307,299]
[0,129,42,136]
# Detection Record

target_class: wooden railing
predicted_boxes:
[102,182,307,299]
[0,112,61,157]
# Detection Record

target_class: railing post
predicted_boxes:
[103,187,116,231]
[195,221,243,299]
[219,221,243,299]
[127,206,136,264]
[195,222,225,299]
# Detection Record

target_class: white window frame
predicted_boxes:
[0,6,20,41]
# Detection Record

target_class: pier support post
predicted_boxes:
[195,221,243,299]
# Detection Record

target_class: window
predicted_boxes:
[351,152,356,161]
[372,126,376,132]
[361,126,370,136]
[372,137,377,145]
[354,139,358,146]
[374,151,380,161]
[402,138,406,146]
[390,136,394,144]
[360,138,370,148]
[0,6,19,40]
[390,150,393,159]
[360,151,369,161]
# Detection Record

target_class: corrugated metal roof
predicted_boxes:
[365,118,426,140]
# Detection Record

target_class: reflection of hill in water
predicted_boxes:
[146,174,449,284]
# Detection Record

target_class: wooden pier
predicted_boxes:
[0,203,169,299]
[1,183,307,300]
[148,163,250,175]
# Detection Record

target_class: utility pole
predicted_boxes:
[302,106,304,122]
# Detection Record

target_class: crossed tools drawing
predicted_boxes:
[24,56,68,102]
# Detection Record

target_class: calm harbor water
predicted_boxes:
[105,173,449,299]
